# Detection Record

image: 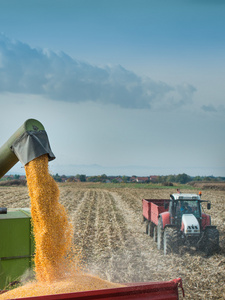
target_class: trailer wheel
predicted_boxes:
[149,222,154,237]
[153,225,157,242]
[146,221,154,237]
[163,227,179,255]
[205,228,219,256]
[146,221,149,235]
[157,217,164,250]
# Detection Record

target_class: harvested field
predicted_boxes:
[0,183,224,299]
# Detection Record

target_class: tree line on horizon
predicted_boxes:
[51,173,225,184]
[1,173,224,184]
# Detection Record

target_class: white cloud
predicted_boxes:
[0,34,196,110]
[201,104,225,113]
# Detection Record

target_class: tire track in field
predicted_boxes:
[78,190,130,282]
[90,190,114,277]
[71,189,98,263]
[104,191,137,282]
[102,191,128,251]
[93,191,129,281]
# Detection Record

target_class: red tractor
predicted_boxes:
[143,192,219,255]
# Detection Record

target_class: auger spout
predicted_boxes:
[0,119,55,179]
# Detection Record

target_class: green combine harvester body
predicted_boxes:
[0,209,34,289]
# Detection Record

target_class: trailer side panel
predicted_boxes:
[15,279,183,300]
[142,199,169,225]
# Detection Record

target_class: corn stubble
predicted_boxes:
[0,155,122,299]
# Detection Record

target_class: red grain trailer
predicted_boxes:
[14,278,184,300]
[142,199,169,242]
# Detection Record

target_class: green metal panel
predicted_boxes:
[0,209,34,289]
[0,119,45,179]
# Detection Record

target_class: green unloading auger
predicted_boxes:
[0,119,55,179]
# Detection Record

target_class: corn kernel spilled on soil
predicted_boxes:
[0,155,123,299]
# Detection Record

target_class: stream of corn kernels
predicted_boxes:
[0,155,122,299]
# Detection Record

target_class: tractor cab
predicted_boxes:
[169,193,202,226]
[176,199,201,218]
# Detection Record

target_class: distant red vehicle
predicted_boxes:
[142,192,219,255]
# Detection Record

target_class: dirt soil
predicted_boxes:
[0,183,224,299]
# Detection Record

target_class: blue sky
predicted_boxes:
[0,0,225,176]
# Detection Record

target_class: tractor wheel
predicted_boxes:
[205,228,219,256]
[157,217,164,250]
[153,225,157,242]
[163,227,179,255]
